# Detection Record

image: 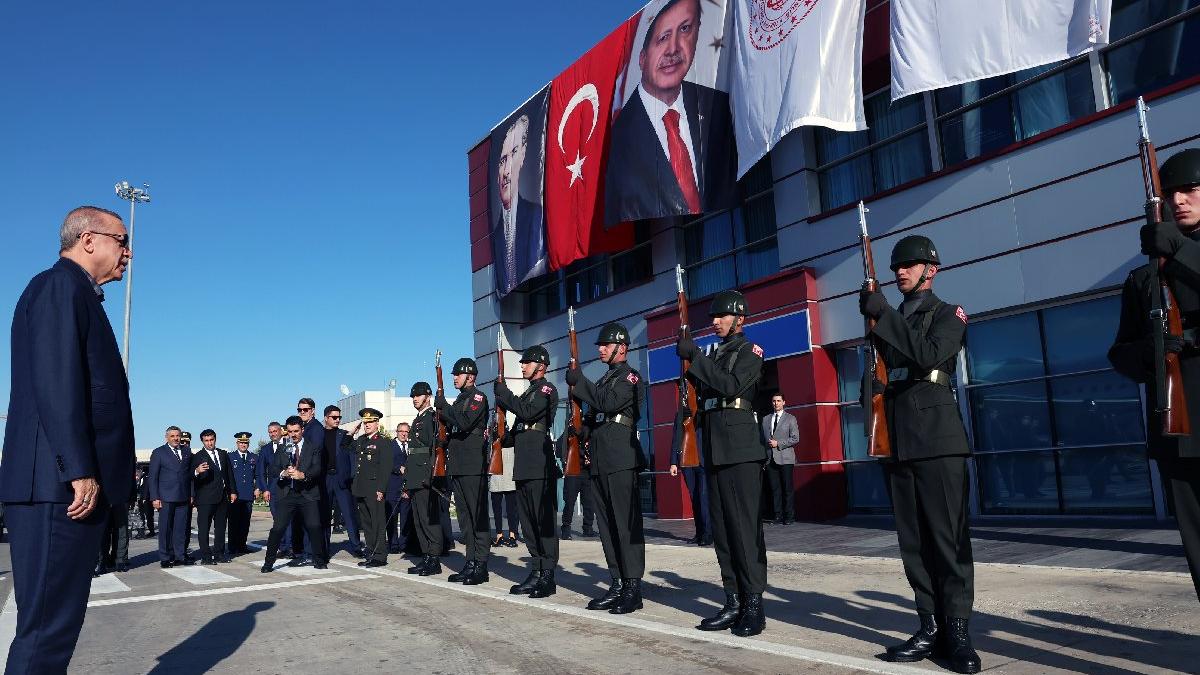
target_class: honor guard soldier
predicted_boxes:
[1110,148,1200,602]
[435,358,493,585]
[676,289,768,637]
[493,345,561,599]
[859,235,978,673]
[406,382,445,576]
[350,408,392,567]
[565,322,647,614]
[227,432,258,555]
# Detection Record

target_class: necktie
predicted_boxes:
[173,447,181,462]
[212,451,221,472]
[504,210,517,290]
[772,413,779,436]
[663,109,701,213]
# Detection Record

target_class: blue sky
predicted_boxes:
[0,1,645,449]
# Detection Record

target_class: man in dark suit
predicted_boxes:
[227,432,258,554]
[192,429,236,564]
[669,401,711,546]
[761,393,800,524]
[320,405,363,558]
[257,421,294,556]
[292,396,322,563]
[136,467,155,539]
[387,423,411,555]
[605,0,737,224]
[261,416,328,571]
[149,426,192,566]
[0,206,136,674]
[492,114,546,295]
[179,430,197,563]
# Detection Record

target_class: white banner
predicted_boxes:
[729,0,867,178]
[891,0,1112,100]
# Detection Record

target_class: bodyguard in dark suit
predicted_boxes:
[668,402,710,546]
[261,416,328,571]
[227,432,258,554]
[557,432,596,539]
[192,429,236,564]
[387,423,411,554]
[405,383,445,576]
[320,405,363,557]
[149,427,193,566]
[349,408,393,567]
[435,358,493,585]
[257,422,293,555]
[0,206,136,674]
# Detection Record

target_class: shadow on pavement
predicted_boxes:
[148,601,274,675]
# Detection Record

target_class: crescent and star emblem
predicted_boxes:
[556,83,599,188]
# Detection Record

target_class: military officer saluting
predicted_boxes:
[493,345,561,599]
[676,290,769,637]
[348,408,392,567]
[435,358,492,585]
[859,235,979,674]
[405,382,445,576]
[565,322,647,615]
[227,432,258,555]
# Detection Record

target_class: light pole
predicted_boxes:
[114,180,150,373]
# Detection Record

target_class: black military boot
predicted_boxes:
[510,569,540,595]
[943,618,981,674]
[560,525,572,540]
[581,524,596,537]
[609,578,643,615]
[731,594,765,637]
[408,556,431,574]
[884,613,938,662]
[448,560,476,583]
[529,570,557,599]
[586,578,625,610]
[419,557,442,576]
[697,592,741,631]
[463,561,489,585]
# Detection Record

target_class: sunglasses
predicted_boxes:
[297,407,313,413]
[328,415,341,420]
[83,231,130,249]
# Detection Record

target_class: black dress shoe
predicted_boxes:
[529,571,557,599]
[418,558,442,576]
[581,526,596,537]
[884,613,938,662]
[289,557,313,567]
[357,560,370,567]
[505,534,519,548]
[160,561,174,569]
[198,557,215,566]
[731,594,765,637]
[510,569,540,595]
[261,559,275,573]
[364,559,387,568]
[180,557,195,566]
[587,579,624,610]
[93,564,105,578]
[407,556,431,574]
[219,554,232,564]
[609,579,643,615]
[697,593,741,631]
[943,618,981,674]
[448,561,476,583]
[116,563,129,573]
[350,548,366,559]
[313,562,328,570]
[462,562,489,585]
[560,525,572,540]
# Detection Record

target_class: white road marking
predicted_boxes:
[328,559,931,675]
[90,574,131,594]
[0,592,15,666]
[164,566,240,585]
[87,574,378,608]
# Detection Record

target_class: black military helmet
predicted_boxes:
[890,235,941,271]
[410,381,433,397]
[1160,148,1200,192]
[519,345,550,366]
[451,357,478,375]
[709,289,748,316]
[594,322,630,346]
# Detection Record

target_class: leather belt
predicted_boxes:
[703,398,753,412]
[595,413,635,428]
[516,422,547,433]
[887,368,952,386]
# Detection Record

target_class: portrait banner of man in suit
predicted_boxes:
[605,0,737,225]
[489,86,549,298]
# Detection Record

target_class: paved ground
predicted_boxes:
[0,512,1196,674]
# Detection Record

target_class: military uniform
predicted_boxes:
[494,346,562,598]
[350,409,393,566]
[567,322,647,614]
[406,382,445,576]
[227,433,258,555]
[436,358,492,584]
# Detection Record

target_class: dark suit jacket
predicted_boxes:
[492,196,545,296]
[149,444,193,503]
[257,441,285,492]
[270,439,324,501]
[0,258,136,504]
[604,81,737,224]
[191,447,235,505]
[386,440,408,501]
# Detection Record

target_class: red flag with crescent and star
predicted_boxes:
[544,12,639,272]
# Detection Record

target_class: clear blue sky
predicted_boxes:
[0,1,644,449]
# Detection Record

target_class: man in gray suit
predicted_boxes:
[761,393,799,524]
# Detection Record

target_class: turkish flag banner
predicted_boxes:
[544,13,639,272]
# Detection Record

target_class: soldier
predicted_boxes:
[1110,148,1200,603]
[858,235,978,674]
[179,430,195,564]
[565,322,647,614]
[349,408,392,568]
[494,345,561,599]
[435,358,492,585]
[227,432,258,555]
[676,290,768,637]
[405,382,445,576]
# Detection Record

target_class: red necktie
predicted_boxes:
[663,109,701,214]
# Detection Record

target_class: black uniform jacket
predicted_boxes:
[871,291,971,461]
[406,407,439,487]
[494,377,561,481]
[191,448,235,505]
[572,362,646,476]
[1109,233,1200,460]
[437,385,489,476]
[350,433,394,498]
[686,332,769,466]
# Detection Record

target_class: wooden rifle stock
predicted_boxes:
[489,332,506,475]
[674,264,700,468]
[433,350,448,478]
[1137,98,1190,437]
[564,307,584,477]
[858,202,894,458]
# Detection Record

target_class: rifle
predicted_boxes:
[489,332,506,475]
[674,264,700,468]
[1136,97,1190,437]
[563,306,584,476]
[432,350,448,478]
[858,201,894,458]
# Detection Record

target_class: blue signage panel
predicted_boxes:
[647,309,811,384]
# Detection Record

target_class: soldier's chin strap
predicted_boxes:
[911,263,933,295]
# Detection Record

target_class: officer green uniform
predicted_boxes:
[350,408,393,566]
[677,289,768,637]
[435,358,492,585]
[860,235,978,674]
[405,382,445,576]
[493,345,562,599]
[566,322,647,615]
[1110,148,1200,602]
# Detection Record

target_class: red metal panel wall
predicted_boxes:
[468,139,492,273]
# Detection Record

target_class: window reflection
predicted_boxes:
[977,451,1060,514]
[970,382,1052,451]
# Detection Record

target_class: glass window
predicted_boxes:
[1043,296,1122,375]
[1109,0,1200,42]
[976,451,1061,514]
[966,312,1044,384]
[845,462,891,511]
[526,274,564,322]
[840,404,868,461]
[1049,372,1145,446]
[524,223,653,322]
[683,159,778,297]
[1106,5,1200,104]
[970,382,1052,451]
[1059,446,1153,513]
